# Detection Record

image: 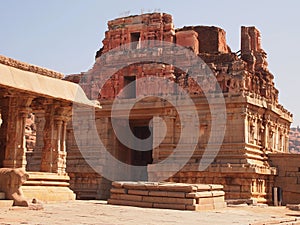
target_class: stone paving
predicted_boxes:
[0,201,300,225]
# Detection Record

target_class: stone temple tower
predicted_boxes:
[65,13,292,203]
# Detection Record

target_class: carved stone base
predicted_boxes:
[22,172,75,202]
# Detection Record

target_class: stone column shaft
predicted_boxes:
[3,96,33,169]
[40,103,70,175]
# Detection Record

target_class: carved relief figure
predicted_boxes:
[249,120,256,144]
[226,75,243,94]
[216,69,229,92]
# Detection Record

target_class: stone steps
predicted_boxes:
[23,172,70,187]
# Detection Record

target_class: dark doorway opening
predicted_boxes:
[130,32,141,49]
[130,125,153,166]
[123,76,136,99]
[115,119,153,180]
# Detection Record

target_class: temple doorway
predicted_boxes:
[115,118,153,180]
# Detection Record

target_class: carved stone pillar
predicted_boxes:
[3,95,33,169]
[40,102,71,175]
[26,109,45,171]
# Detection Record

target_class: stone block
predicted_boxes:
[213,196,225,203]
[198,197,214,205]
[186,191,212,198]
[149,191,185,198]
[194,184,212,191]
[110,194,143,202]
[21,186,76,202]
[153,203,186,210]
[111,181,126,189]
[284,184,300,193]
[282,191,300,205]
[123,182,148,190]
[157,184,197,192]
[128,190,149,196]
[142,196,195,205]
[182,26,229,53]
[285,171,300,177]
[227,185,241,192]
[186,204,214,211]
[209,184,224,190]
[110,188,127,194]
[108,199,153,208]
[213,202,227,209]
[212,190,225,197]
[176,30,199,54]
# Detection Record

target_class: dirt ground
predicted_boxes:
[0,200,300,225]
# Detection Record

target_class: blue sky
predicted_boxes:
[1,0,300,125]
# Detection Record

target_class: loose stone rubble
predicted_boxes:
[108,181,226,211]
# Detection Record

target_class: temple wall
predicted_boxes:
[66,113,112,200]
[269,153,300,205]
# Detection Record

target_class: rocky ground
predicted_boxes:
[0,201,300,225]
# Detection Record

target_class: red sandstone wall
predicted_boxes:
[175,30,199,54]
[96,13,175,58]
[176,26,230,54]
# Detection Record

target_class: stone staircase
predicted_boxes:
[0,192,13,207]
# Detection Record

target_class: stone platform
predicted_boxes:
[22,172,75,202]
[108,182,226,211]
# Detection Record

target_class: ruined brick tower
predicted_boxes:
[66,13,292,203]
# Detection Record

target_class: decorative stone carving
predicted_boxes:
[0,168,29,206]
[40,101,71,175]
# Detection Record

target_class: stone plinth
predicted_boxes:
[22,172,75,202]
[108,181,226,211]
